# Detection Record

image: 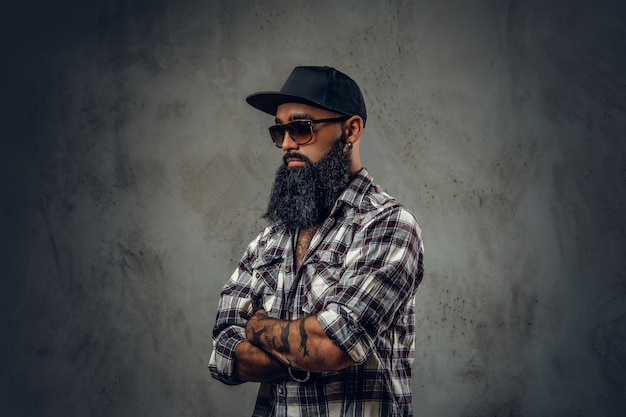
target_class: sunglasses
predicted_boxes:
[268,116,349,148]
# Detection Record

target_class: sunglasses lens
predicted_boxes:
[269,122,312,147]
[288,122,312,143]
[269,125,285,147]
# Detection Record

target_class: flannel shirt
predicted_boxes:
[209,168,424,417]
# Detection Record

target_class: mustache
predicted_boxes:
[282,152,312,166]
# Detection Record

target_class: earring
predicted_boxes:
[347,142,353,149]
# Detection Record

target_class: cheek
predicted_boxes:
[307,151,325,164]
[298,144,324,164]
[308,136,338,162]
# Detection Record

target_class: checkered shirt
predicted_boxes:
[209,168,425,417]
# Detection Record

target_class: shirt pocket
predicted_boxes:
[302,250,345,314]
[251,253,282,313]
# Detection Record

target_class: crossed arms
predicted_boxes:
[235,309,354,382]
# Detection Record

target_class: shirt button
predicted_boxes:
[285,266,291,273]
[277,385,284,395]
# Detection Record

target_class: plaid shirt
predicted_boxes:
[209,169,424,417]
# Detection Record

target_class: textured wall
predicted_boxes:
[2,0,625,416]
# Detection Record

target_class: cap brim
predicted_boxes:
[246,91,335,117]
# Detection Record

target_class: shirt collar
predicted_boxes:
[332,168,372,214]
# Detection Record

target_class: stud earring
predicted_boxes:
[347,142,353,149]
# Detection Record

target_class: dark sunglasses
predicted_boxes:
[268,116,348,148]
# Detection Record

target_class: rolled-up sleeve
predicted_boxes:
[317,207,424,363]
[208,242,257,385]
[209,321,247,385]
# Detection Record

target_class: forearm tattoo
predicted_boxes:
[298,319,310,357]
[277,324,291,354]
[250,325,268,347]
[248,310,271,347]
[248,312,312,366]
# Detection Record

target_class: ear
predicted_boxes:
[344,115,364,144]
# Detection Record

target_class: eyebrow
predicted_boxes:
[275,113,313,124]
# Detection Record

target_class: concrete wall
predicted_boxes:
[2,0,624,416]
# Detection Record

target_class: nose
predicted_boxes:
[281,130,298,153]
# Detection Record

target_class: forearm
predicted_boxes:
[234,340,289,382]
[245,309,354,373]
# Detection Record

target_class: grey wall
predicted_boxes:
[2,0,625,416]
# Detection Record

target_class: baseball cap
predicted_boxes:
[246,66,367,125]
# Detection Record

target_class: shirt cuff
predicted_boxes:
[317,304,373,364]
[208,326,246,385]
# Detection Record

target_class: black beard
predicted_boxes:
[263,138,352,230]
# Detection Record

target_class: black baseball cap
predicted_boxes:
[246,66,367,126]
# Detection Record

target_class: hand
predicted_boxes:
[246,309,269,346]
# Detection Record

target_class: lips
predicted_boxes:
[286,159,305,168]
[283,153,308,167]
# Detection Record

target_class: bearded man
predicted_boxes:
[209,66,425,417]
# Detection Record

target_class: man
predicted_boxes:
[209,66,424,417]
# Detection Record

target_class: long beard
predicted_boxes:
[263,138,352,230]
